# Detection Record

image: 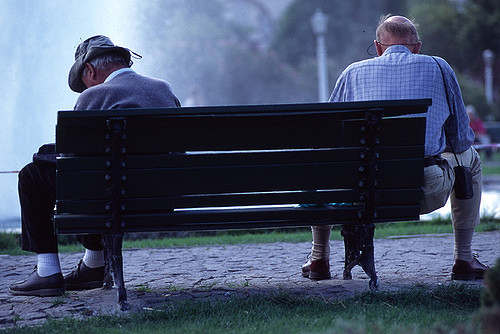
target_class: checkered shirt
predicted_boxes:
[329,45,474,156]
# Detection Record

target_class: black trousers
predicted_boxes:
[19,162,102,253]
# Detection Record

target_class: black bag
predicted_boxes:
[453,166,474,200]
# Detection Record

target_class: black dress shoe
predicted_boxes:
[9,269,64,297]
[452,258,490,280]
[302,258,331,280]
[64,260,105,290]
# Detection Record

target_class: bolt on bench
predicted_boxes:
[55,99,430,310]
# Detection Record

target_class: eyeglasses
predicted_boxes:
[376,41,420,47]
[366,41,421,56]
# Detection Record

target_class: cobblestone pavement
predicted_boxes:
[1,231,498,329]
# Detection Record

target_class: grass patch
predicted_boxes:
[480,150,500,162]
[1,284,484,333]
[1,219,498,255]
[479,150,500,175]
[483,165,500,175]
[0,232,19,250]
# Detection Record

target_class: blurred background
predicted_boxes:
[0,0,498,229]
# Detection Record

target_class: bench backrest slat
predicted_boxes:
[57,116,425,154]
[56,145,424,171]
[56,157,423,201]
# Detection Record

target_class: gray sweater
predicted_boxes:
[74,70,180,110]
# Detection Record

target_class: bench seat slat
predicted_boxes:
[55,206,361,234]
[57,189,362,213]
[56,188,422,214]
[54,204,421,234]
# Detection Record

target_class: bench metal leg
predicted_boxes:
[359,224,378,290]
[341,224,379,290]
[103,233,128,311]
[341,225,360,280]
[103,246,114,290]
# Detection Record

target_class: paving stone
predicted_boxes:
[0,231,498,329]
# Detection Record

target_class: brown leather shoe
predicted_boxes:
[9,269,64,297]
[64,260,105,290]
[302,258,331,280]
[452,258,490,280]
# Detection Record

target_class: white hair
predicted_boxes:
[83,52,130,76]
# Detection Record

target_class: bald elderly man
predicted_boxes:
[302,15,488,282]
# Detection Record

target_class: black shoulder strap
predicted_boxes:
[432,56,452,115]
[431,56,461,164]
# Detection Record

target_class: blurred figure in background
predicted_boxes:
[467,105,492,160]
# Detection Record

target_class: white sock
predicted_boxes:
[82,249,105,268]
[311,226,331,260]
[454,229,474,262]
[37,253,62,277]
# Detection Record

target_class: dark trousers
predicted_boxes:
[19,162,102,253]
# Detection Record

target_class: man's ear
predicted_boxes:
[412,41,422,54]
[84,63,95,79]
[374,40,383,56]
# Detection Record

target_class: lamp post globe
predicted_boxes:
[483,49,494,65]
[311,9,328,36]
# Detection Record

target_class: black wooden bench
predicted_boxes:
[54,99,430,310]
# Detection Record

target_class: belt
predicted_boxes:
[424,155,444,167]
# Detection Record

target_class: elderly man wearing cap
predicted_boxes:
[10,35,181,297]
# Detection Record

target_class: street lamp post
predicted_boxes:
[482,49,495,105]
[311,9,329,102]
